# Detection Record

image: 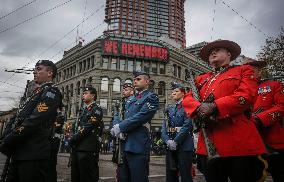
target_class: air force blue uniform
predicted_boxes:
[161,102,194,182]
[113,89,159,182]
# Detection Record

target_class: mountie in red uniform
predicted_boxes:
[183,65,266,157]
[253,80,284,150]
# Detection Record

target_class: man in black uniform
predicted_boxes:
[0,60,62,182]
[50,106,65,182]
[70,85,104,182]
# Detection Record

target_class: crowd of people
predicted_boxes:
[0,38,283,182]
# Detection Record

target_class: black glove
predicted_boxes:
[0,142,12,156]
[197,102,217,120]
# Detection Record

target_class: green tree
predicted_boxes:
[257,27,284,82]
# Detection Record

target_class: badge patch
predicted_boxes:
[37,102,49,112]
[269,112,281,120]
[16,126,25,134]
[258,86,272,94]
[45,91,55,99]
[239,96,246,105]
[90,116,97,123]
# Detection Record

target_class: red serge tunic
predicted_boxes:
[253,80,284,150]
[183,65,266,157]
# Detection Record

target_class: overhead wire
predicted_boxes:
[0,0,39,21]
[0,0,72,35]
[220,0,270,38]
[1,4,105,87]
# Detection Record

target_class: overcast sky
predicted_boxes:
[0,0,283,111]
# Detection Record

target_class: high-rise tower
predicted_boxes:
[104,0,186,47]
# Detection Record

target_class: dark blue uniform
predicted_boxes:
[114,90,159,182]
[70,102,104,182]
[0,82,62,182]
[161,102,194,182]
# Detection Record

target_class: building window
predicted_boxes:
[101,77,109,91]
[102,57,109,69]
[113,78,121,92]
[87,58,90,70]
[158,81,165,96]
[173,64,177,77]
[136,60,142,71]
[149,80,155,92]
[77,81,80,95]
[83,60,86,72]
[185,69,189,81]
[144,61,150,73]
[91,56,95,68]
[88,77,92,85]
[99,99,108,115]
[160,63,165,74]
[178,66,181,78]
[151,62,157,74]
[119,59,126,71]
[70,84,74,97]
[127,59,134,72]
[111,58,118,70]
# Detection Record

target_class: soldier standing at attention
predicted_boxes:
[112,83,134,178]
[161,82,194,182]
[182,40,266,182]
[244,58,284,182]
[70,85,104,182]
[111,71,159,182]
[0,60,62,182]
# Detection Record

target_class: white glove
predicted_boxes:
[111,124,121,137]
[118,133,126,140]
[167,140,177,150]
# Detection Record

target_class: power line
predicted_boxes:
[1,5,105,88]
[0,0,39,21]
[220,0,270,38]
[0,0,72,35]
[50,21,105,60]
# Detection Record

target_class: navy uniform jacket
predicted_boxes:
[115,90,159,154]
[71,102,104,153]
[161,102,194,152]
[1,83,62,160]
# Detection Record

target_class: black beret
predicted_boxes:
[133,70,150,78]
[171,82,186,92]
[82,85,97,94]
[35,60,57,78]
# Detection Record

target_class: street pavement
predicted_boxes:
[0,153,273,182]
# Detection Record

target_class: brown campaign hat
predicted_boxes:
[200,39,241,62]
[242,57,267,68]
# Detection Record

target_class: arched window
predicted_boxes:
[88,77,92,85]
[158,81,166,96]
[70,84,74,97]
[82,79,86,88]
[149,80,155,92]
[76,81,80,95]
[113,78,121,92]
[101,77,109,91]
[173,64,177,77]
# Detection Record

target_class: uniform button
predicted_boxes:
[211,89,215,91]
[226,114,229,117]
